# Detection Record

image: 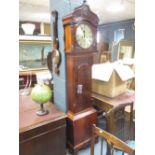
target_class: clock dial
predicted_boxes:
[75,24,93,48]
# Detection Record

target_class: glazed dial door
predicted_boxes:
[75,23,93,49]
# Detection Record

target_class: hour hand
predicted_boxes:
[83,29,85,38]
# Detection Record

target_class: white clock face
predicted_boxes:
[75,24,93,49]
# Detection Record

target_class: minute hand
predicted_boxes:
[83,29,85,38]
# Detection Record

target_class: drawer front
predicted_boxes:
[20,119,66,155]
[20,119,65,141]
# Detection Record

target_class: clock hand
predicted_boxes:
[83,25,85,38]
[84,29,85,38]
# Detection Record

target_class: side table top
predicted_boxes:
[92,90,135,112]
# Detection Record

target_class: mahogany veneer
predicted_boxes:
[19,95,67,155]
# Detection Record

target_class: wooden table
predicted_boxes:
[19,95,67,155]
[92,90,135,115]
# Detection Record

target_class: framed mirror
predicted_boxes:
[118,40,135,59]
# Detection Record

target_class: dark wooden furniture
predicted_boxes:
[92,92,135,155]
[97,42,109,53]
[92,91,135,146]
[91,124,135,155]
[99,51,112,63]
[93,42,109,64]
[105,102,134,141]
[62,2,99,155]
[19,69,48,89]
[92,91,135,117]
[19,95,67,155]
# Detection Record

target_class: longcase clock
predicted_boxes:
[62,2,99,154]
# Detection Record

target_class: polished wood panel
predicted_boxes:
[64,24,72,53]
[66,54,94,114]
[92,91,135,114]
[63,3,99,154]
[19,95,67,155]
[65,52,98,154]
[67,107,97,155]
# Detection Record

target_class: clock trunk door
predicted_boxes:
[66,54,93,114]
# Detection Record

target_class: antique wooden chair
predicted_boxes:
[104,102,134,142]
[91,124,135,155]
[91,102,135,155]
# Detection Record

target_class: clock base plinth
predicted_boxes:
[67,107,97,155]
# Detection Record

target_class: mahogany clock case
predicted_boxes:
[62,3,99,154]
[63,4,99,54]
[66,53,94,114]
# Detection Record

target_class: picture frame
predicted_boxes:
[117,40,135,59]
[19,35,52,71]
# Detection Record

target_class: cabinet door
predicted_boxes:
[66,54,93,113]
